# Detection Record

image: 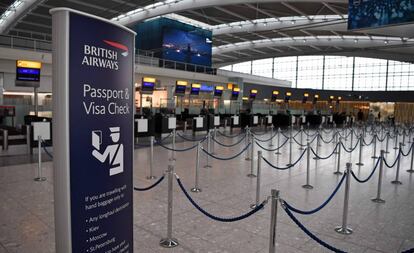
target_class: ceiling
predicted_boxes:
[1,0,413,66]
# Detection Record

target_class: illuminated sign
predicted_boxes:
[250,89,258,99]
[191,83,201,95]
[214,86,224,97]
[17,60,42,69]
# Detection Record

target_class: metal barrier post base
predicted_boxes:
[190,187,202,193]
[371,156,379,159]
[334,226,353,235]
[159,238,179,248]
[147,176,157,180]
[245,157,251,161]
[355,162,364,166]
[391,180,402,185]
[34,177,47,182]
[407,170,414,173]
[250,204,258,209]
[274,151,281,155]
[313,157,320,160]
[333,171,343,175]
[204,165,212,168]
[371,198,385,203]
[302,184,313,189]
[285,163,292,167]
[247,173,257,178]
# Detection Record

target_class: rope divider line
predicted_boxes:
[255,138,289,152]
[157,140,201,152]
[201,143,251,160]
[281,201,346,253]
[284,172,347,215]
[217,130,245,138]
[176,176,266,222]
[212,134,246,147]
[383,152,401,168]
[253,132,278,142]
[134,175,165,191]
[311,142,340,160]
[350,157,381,183]
[340,139,360,153]
[262,149,307,170]
[176,132,208,142]
[41,140,54,159]
[400,144,414,157]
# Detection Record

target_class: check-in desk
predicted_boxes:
[192,116,207,132]
[155,114,176,134]
[135,116,155,137]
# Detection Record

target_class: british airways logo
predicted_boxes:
[81,40,129,70]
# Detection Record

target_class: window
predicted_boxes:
[232,61,251,74]
[353,57,387,91]
[324,56,353,91]
[297,56,324,89]
[387,60,414,91]
[252,58,273,78]
[274,56,297,87]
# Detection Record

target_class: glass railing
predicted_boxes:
[0,34,218,75]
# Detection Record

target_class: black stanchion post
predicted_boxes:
[335,163,353,235]
[391,143,403,185]
[160,165,179,248]
[147,136,156,180]
[34,135,46,182]
[191,142,202,193]
[302,142,313,189]
[407,138,414,173]
[251,151,262,209]
[356,134,364,166]
[275,127,281,155]
[334,137,343,175]
[372,133,378,159]
[268,189,279,253]
[372,150,386,203]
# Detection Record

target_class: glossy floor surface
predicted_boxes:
[0,126,414,253]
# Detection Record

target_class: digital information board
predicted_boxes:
[50,8,135,253]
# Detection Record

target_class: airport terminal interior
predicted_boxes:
[1,0,414,253]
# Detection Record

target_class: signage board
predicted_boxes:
[51,8,135,253]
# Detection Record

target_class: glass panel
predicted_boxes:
[274,56,297,87]
[252,58,273,78]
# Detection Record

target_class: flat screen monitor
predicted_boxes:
[214,88,223,97]
[231,90,239,100]
[175,84,186,95]
[190,87,200,95]
[142,82,155,92]
[16,67,40,81]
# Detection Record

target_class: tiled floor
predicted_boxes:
[1,127,414,253]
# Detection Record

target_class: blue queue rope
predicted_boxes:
[41,141,54,159]
[217,130,245,138]
[340,139,360,153]
[319,134,336,144]
[262,149,307,170]
[282,202,346,253]
[383,152,401,168]
[350,157,381,183]
[201,143,251,160]
[311,142,340,160]
[303,130,319,138]
[284,173,346,215]
[255,138,289,152]
[376,134,387,142]
[176,176,265,222]
[292,136,308,147]
[212,134,246,147]
[362,136,375,146]
[157,140,201,152]
[177,132,208,142]
[253,132,278,142]
[250,129,268,136]
[400,144,413,157]
[134,175,165,191]
[402,248,414,253]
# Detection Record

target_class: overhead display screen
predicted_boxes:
[231,87,240,100]
[249,89,257,99]
[214,86,224,97]
[175,80,187,95]
[162,28,212,66]
[16,60,41,82]
[348,0,414,29]
[190,83,201,95]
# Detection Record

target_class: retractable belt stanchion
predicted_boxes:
[26,125,32,154]
[2,129,8,150]
[268,189,279,253]
[372,150,386,203]
[334,137,343,175]
[391,143,403,185]
[191,142,202,193]
[356,134,364,166]
[247,136,256,178]
[204,130,212,168]
[302,142,313,189]
[270,125,274,147]
[184,121,187,133]
[402,130,406,146]
[313,132,320,160]
[160,165,179,248]
[350,129,354,150]
[407,138,414,173]
[34,135,47,182]
[299,126,304,150]
[212,127,217,154]
[275,127,281,155]
[372,133,378,159]
[251,151,262,209]
[287,126,293,166]
[147,136,156,180]
[335,163,353,235]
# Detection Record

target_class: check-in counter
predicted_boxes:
[134,116,155,137]
[155,114,176,134]
[273,114,290,128]
[265,115,273,126]
[193,116,207,132]
[230,115,240,129]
